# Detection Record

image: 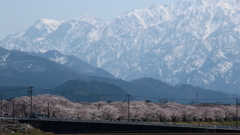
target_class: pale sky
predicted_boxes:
[0,0,178,40]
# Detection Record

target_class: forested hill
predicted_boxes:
[129,78,239,103]
[76,77,240,103]
[0,77,238,104]
[0,80,133,103]
[49,79,133,102]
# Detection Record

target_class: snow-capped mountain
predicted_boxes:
[8,19,64,39]
[30,50,115,78]
[0,47,87,88]
[1,0,240,94]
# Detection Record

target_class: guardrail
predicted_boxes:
[3,117,240,131]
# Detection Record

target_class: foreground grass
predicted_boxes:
[176,121,237,126]
[6,133,240,135]
[2,129,54,135]
[62,133,240,135]
[150,121,238,126]
[9,133,240,135]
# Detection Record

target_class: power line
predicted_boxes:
[134,95,237,101]
[0,87,28,92]
[34,87,127,97]
[0,87,238,104]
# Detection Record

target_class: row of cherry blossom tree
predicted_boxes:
[2,95,238,122]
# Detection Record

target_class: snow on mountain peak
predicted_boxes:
[35,19,64,33]
[2,0,240,94]
[120,4,171,28]
[177,0,240,10]
[73,14,105,25]
[6,19,64,39]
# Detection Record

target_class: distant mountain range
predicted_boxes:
[0,80,131,102]
[0,46,116,88]
[0,46,84,88]
[0,46,238,102]
[1,0,240,94]
[30,50,115,79]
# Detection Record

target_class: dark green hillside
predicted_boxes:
[0,80,132,102]
[78,76,240,103]
[40,79,132,102]
[0,47,85,88]
[129,78,239,103]
[0,86,29,99]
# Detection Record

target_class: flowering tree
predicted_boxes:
[100,104,119,120]
[2,94,240,123]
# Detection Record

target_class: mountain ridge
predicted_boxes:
[1,0,240,94]
[30,50,115,79]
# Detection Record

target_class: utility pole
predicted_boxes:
[0,94,2,117]
[236,98,238,128]
[126,95,131,122]
[48,102,50,118]
[196,92,199,104]
[12,98,14,124]
[28,86,34,117]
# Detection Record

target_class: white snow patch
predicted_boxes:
[163,55,174,61]
[74,14,105,25]
[173,67,183,74]
[39,48,47,53]
[35,19,64,34]
[218,62,233,74]
[27,64,32,68]
[185,65,195,73]
[1,53,10,62]
[218,51,227,59]
[133,12,147,29]
[217,3,234,10]
[33,38,45,43]
[97,57,108,67]
[8,27,29,38]
[88,31,100,42]
[50,56,68,65]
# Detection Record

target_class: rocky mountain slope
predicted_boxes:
[1,0,240,94]
[0,46,85,88]
[1,46,235,102]
[30,50,115,78]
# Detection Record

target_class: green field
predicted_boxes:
[1,129,54,135]
[172,121,237,126]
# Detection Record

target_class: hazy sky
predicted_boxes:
[0,0,178,40]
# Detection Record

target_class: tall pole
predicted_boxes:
[48,102,50,118]
[126,95,130,122]
[29,86,34,117]
[236,98,238,128]
[196,92,199,104]
[1,94,2,117]
[12,98,14,124]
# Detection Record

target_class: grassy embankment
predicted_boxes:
[1,129,54,135]
[175,121,237,125]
